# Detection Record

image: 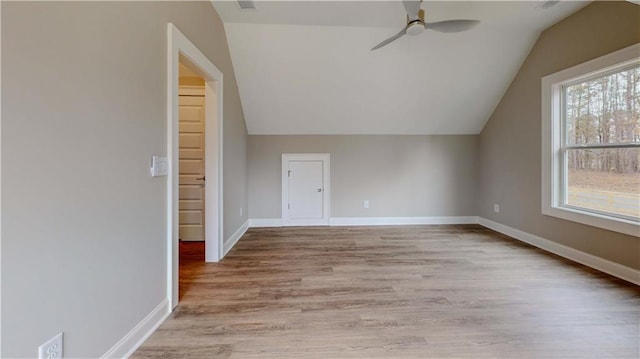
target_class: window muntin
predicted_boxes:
[559,65,640,221]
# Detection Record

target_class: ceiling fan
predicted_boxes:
[371,0,480,51]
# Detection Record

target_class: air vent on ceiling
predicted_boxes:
[237,0,256,10]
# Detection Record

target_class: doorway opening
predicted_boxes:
[168,23,224,309]
[178,59,206,300]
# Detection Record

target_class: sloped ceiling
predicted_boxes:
[213,1,589,134]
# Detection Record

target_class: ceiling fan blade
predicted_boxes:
[371,26,409,51]
[403,0,422,20]
[425,20,480,33]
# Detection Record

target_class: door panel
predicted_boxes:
[180,211,202,225]
[179,133,204,149]
[288,160,324,219]
[179,93,205,241]
[179,159,203,175]
[179,185,202,200]
[180,149,203,160]
[180,227,203,242]
[179,122,203,133]
[180,199,203,210]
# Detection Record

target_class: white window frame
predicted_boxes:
[542,43,640,238]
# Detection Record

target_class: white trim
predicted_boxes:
[248,218,283,227]
[329,216,479,226]
[248,216,478,227]
[478,217,640,286]
[101,299,170,359]
[203,79,224,262]
[282,218,328,226]
[223,220,249,256]
[168,23,224,309]
[281,154,331,226]
[0,2,3,351]
[541,43,640,237]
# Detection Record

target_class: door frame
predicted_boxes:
[168,23,224,309]
[281,154,330,226]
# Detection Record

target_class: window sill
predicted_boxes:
[542,205,639,237]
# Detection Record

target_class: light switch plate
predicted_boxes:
[38,332,63,359]
[151,155,169,177]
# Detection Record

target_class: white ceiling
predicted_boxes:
[213,1,590,135]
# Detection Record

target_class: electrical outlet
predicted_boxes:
[494,204,500,213]
[363,200,370,209]
[38,333,63,359]
[240,207,243,217]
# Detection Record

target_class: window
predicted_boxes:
[542,44,640,237]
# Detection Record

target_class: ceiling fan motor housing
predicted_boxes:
[406,8,426,36]
[406,21,425,35]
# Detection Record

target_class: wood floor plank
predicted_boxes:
[133,225,640,358]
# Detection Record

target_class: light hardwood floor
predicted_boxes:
[133,225,640,358]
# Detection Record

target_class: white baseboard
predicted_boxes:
[249,216,478,227]
[101,298,170,359]
[282,219,330,226]
[329,216,479,226]
[223,220,249,256]
[478,217,640,286]
[248,218,283,227]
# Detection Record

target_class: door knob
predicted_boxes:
[317,188,322,192]
[196,176,206,181]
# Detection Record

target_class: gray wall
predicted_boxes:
[249,135,479,219]
[479,1,640,270]
[1,1,247,357]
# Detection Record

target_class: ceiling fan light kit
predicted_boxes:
[406,21,425,36]
[371,0,479,50]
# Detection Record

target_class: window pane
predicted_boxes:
[566,148,640,219]
[564,66,640,146]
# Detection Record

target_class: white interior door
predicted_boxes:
[289,161,324,219]
[179,91,205,241]
[282,154,330,226]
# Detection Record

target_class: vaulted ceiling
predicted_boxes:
[213,1,590,134]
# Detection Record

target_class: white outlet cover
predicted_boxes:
[38,332,63,359]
